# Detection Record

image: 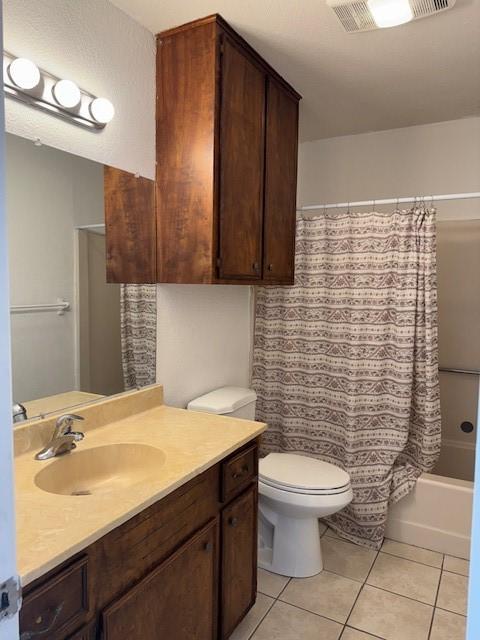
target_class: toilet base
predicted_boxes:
[258,514,323,578]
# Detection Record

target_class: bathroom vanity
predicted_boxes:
[14,386,265,640]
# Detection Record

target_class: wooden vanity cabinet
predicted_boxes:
[19,439,259,640]
[221,485,257,639]
[105,14,300,285]
[102,519,219,640]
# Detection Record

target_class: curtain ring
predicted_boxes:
[372,199,376,212]
[395,197,400,211]
[347,201,351,214]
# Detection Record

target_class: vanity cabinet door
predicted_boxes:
[102,518,218,640]
[221,485,257,639]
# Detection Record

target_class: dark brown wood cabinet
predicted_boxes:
[218,35,266,281]
[19,440,259,640]
[102,519,218,640]
[104,166,156,284]
[221,485,257,639]
[105,14,300,285]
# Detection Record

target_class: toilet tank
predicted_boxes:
[187,386,257,420]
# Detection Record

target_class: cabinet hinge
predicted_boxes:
[0,576,22,621]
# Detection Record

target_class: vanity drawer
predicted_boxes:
[20,556,89,640]
[221,443,257,502]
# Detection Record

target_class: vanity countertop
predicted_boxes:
[14,386,266,586]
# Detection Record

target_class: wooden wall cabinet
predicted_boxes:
[19,440,259,640]
[105,14,300,286]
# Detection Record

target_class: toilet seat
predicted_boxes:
[259,453,351,496]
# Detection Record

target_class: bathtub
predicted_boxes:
[385,472,473,560]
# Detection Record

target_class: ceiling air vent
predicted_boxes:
[326,0,456,32]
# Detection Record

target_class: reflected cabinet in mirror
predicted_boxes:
[6,133,125,424]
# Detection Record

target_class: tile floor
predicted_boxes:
[231,524,468,640]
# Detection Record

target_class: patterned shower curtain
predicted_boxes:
[120,285,157,390]
[252,208,441,549]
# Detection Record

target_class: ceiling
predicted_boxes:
[110,0,480,142]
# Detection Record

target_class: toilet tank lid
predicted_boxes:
[187,386,257,415]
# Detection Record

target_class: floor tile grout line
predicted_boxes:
[435,605,467,618]
[276,596,355,628]
[426,553,444,640]
[379,549,444,570]
[342,622,387,640]
[246,594,275,640]
[357,580,438,607]
[344,547,380,629]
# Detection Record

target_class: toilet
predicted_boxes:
[187,387,353,579]
[258,453,353,577]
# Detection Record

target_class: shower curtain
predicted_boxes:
[252,208,441,548]
[120,284,157,390]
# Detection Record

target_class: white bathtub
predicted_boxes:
[385,472,473,559]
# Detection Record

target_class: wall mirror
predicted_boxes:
[6,133,125,425]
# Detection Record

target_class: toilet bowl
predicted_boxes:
[258,453,353,578]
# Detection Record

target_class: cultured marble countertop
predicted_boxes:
[14,387,265,586]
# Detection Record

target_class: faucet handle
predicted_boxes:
[55,413,85,436]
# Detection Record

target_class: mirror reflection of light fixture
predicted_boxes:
[367,0,413,27]
[89,97,115,124]
[3,52,115,129]
[52,79,81,109]
[7,57,40,90]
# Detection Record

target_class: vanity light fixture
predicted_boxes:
[52,79,81,109]
[7,57,40,90]
[89,97,115,124]
[3,52,115,129]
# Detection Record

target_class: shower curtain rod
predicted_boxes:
[297,191,480,212]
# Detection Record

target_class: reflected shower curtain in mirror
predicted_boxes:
[252,208,441,548]
[120,285,157,390]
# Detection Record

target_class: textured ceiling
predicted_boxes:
[110,0,480,141]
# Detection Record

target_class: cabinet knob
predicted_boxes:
[203,541,212,552]
[228,517,238,527]
[267,263,273,271]
[232,464,249,480]
[252,262,259,272]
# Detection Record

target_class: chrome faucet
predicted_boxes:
[35,414,85,461]
[12,402,28,423]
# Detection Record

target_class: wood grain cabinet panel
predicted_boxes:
[105,15,300,285]
[218,36,266,280]
[221,486,257,639]
[263,78,299,283]
[19,556,88,640]
[104,166,156,284]
[102,519,218,640]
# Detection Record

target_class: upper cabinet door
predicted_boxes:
[104,166,156,284]
[218,36,266,280]
[263,79,299,284]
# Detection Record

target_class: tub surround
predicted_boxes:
[14,384,266,586]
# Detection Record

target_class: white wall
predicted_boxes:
[3,0,155,178]
[298,117,480,221]
[156,285,253,408]
[6,133,104,404]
